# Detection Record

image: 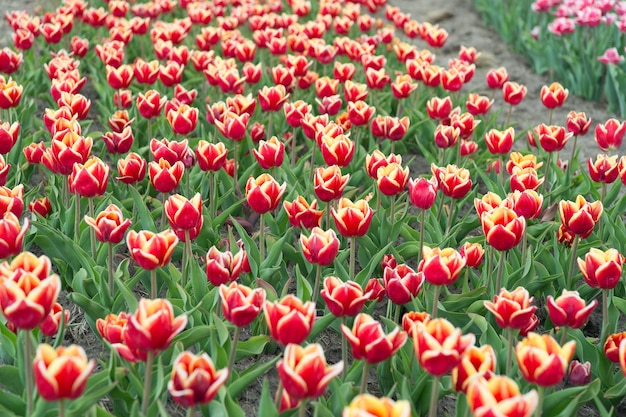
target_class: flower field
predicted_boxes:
[0,0,625,416]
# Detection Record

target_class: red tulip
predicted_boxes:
[148,158,184,194]
[264,294,315,346]
[419,246,465,286]
[484,287,537,330]
[559,195,602,238]
[219,282,265,328]
[577,248,624,289]
[123,298,187,352]
[516,332,575,387]
[413,318,475,376]
[467,375,537,417]
[245,174,286,214]
[481,207,526,251]
[540,82,568,109]
[546,290,597,329]
[331,197,373,238]
[383,265,424,305]
[284,197,323,229]
[84,204,131,244]
[126,229,179,271]
[321,276,371,317]
[68,156,109,198]
[117,152,146,184]
[595,118,626,151]
[34,344,95,401]
[341,313,407,364]
[205,246,248,286]
[165,193,203,231]
[451,345,497,393]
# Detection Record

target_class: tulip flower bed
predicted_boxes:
[2,0,626,416]
[474,0,626,117]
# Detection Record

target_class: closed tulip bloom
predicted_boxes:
[321,276,371,317]
[278,343,343,401]
[0,121,19,154]
[258,85,290,112]
[168,351,228,407]
[0,184,22,217]
[484,127,514,154]
[566,111,592,136]
[245,174,286,214]
[165,193,202,231]
[0,212,28,259]
[167,103,198,136]
[347,100,376,127]
[547,290,597,329]
[44,132,92,175]
[568,360,592,386]
[426,96,452,120]
[510,166,544,192]
[502,81,527,105]
[219,282,265,327]
[516,332,576,386]
[96,312,129,344]
[106,64,134,89]
[465,93,493,116]
[588,154,619,184]
[506,190,543,220]
[460,242,484,268]
[433,124,460,149]
[595,118,626,151]
[253,136,285,169]
[342,313,407,364]
[117,152,146,184]
[451,345,497,393]
[136,90,166,119]
[484,287,537,330]
[402,311,431,337]
[102,126,133,154]
[377,163,409,196]
[300,227,340,266]
[284,197,323,229]
[365,151,401,180]
[481,207,525,251]
[320,134,355,167]
[0,251,59,329]
[126,229,179,271]
[343,394,411,417]
[413,318,475,376]
[215,111,250,142]
[507,152,542,174]
[559,195,603,238]
[205,246,248,286]
[264,294,315,345]
[332,197,373,238]
[432,164,472,199]
[40,302,70,337]
[540,82,568,109]
[467,375,537,417]
[196,141,227,172]
[68,157,109,198]
[383,265,424,305]
[536,124,572,152]
[84,204,131,244]
[605,332,626,363]
[419,246,466,286]
[149,158,185,193]
[577,248,624,289]
[29,197,52,217]
[486,67,509,89]
[123,298,187,352]
[408,176,438,210]
[34,344,95,401]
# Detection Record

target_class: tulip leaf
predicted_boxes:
[68,292,107,330]
[69,370,122,416]
[227,356,280,398]
[128,185,156,231]
[257,378,278,417]
[0,366,23,394]
[440,287,486,311]
[0,390,24,417]
[295,264,312,302]
[212,313,230,346]
[156,400,171,417]
[544,379,601,416]
[230,216,260,279]
[605,377,626,399]
[175,325,212,349]
[354,241,393,286]
[236,335,271,362]
[0,322,17,361]
[309,313,336,341]
[211,200,243,230]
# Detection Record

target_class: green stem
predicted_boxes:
[506,328,515,375]
[602,289,610,344]
[445,197,455,233]
[209,171,216,220]
[309,145,316,184]
[185,166,191,197]
[291,128,297,168]
[259,213,265,261]
[349,237,356,282]
[24,329,34,417]
[74,193,80,242]
[227,326,241,372]
[59,400,65,417]
[495,250,506,294]
[233,141,240,197]
[505,104,513,126]
[141,351,155,416]
[342,316,347,379]
[186,406,195,417]
[108,243,114,297]
[151,268,157,299]
[274,381,284,409]
[431,285,440,318]
[418,209,426,265]
[325,201,332,230]
[89,198,96,260]
[567,135,578,175]
[386,299,393,320]
[534,385,545,417]
[183,230,191,287]
[393,303,401,323]
[566,235,580,289]
[560,326,569,346]
[428,375,441,417]
[521,229,528,265]
[298,399,307,417]
[544,152,552,203]
[161,192,168,229]
[360,361,370,394]
[389,195,396,225]
[498,155,504,187]
[548,108,553,125]
[312,264,321,306]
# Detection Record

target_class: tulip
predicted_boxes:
[149,158,185,194]
[34,344,95,401]
[29,197,51,218]
[588,154,619,185]
[432,164,472,199]
[484,127,514,155]
[168,351,229,407]
[419,246,465,286]
[0,212,28,259]
[245,173,286,214]
[486,67,509,89]
[331,197,373,238]
[205,246,248,286]
[196,141,227,172]
[39,302,69,337]
[377,163,409,196]
[413,317,475,377]
[460,242,484,269]
[117,152,146,184]
[577,248,623,290]
[348,100,376,126]
[559,195,603,239]
[320,133,354,167]
[540,82,568,110]
[321,276,371,318]
[433,124,460,149]
[383,265,424,305]
[547,290,597,329]
[102,127,133,154]
[264,294,315,346]
[566,111,592,136]
[68,157,109,198]
[481,207,526,252]
[252,136,285,170]
[284,197,323,229]
[96,312,129,345]
[484,287,537,330]
[604,332,626,363]
[506,190,543,220]
[426,96,452,120]
[122,298,187,353]
[516,332,576,387]
[84,204,131,244]
[466,93,493,116]
[507,152,542,174]
[0,184,22,218]
[502,81,527,106]
[215,111,250,142]
[43,132,92,175]
[408,176,438,210]
[510,166,544,192]
[277,343,343,402]
[258,85,289,112]
[150,137,193,167]
[126,229,178,272]
[136,90,165,119]
[165,193,202,231]
[219,282,265,328]
[595,118,626,151]
[343,394,411,417]
[167,103,198,136]
[0,121,19,154]
[467,375,537,417]
[314,166,350,203]
[568,360,592,386]
[451,345,497,393]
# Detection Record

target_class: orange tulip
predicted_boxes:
[467,375,537,417]
[342,394,411,417]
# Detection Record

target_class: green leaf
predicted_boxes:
[128,185,156,231]
[257,379,278,417]
[0,365,23,394]
[227,356,279,398]
[544,379,601,416]
[0,389,24,416]
[236,335,271,362]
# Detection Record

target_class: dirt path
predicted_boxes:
[392,0,618,165]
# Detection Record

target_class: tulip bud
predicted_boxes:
[568,360,591,386]
[219,282,265,327]
[559,195,602,238]
[84,204,131,244]
[577,248,623,289]
[383,265,424,305]
[342,313,407,364]
[34,344,95,401]
[419,246,465,286]
[408,176,438,210]
[168,351,229,407]
[245,174,286,214]
[484,287,537,330]
[264,294,315,345]
[321,276,371,317]
[331,197,373,238]
[117,152,146,184]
